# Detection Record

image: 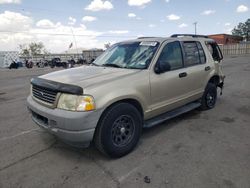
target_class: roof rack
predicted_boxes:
[171,34,209,38]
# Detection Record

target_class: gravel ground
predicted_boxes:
[0,56,250,188]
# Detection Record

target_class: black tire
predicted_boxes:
[63,62,67,69]
[29,62,33,68]
[50,63,55,68]
[200,83,217,110]
[94,103,142,158]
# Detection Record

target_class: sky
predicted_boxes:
[0,0,249,53]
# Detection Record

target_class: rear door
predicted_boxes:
[149,40,212,117]
[180,41,211,96]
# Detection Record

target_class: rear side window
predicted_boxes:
[206,42,223,61]
[183,41,206,66]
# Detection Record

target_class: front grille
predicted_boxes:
[32,85,58,105]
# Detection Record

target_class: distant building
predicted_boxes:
[208,34,243,45]
[0,51,19,68]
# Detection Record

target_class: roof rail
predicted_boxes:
[171,34,209,38]
[137,37,157,39]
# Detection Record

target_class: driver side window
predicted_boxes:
[157,41,183,71]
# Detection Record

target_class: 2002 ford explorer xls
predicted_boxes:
[27,34,225,158]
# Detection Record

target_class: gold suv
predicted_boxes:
[27,34,225,158]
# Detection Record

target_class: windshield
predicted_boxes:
[93,41,159,69]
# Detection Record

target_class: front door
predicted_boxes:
[150,41,190,116]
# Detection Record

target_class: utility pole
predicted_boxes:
[193,22,197,35]
[70,27,79,55]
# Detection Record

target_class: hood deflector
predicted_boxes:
[31,78,83,95]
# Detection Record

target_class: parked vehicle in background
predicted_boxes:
[9,60,19,69]
[48,57,78,69]
[25,59,34,68]
[67,57,75,68]
[37,59,48,68]
[27,34,225,158]
[49,57,60,68]
[48,58,67,68]
[76,57,87,65]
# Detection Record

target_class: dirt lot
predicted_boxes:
[0,56,250,188]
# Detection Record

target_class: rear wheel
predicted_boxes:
[200,83,217,110]
[94,103,142,158]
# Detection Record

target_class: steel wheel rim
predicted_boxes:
[111,115,135,147]
[206,91,215,108]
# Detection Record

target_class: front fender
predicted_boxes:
[95,88,148,114]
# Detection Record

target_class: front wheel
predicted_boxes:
[200,83,217,110]
[94,103,142,158]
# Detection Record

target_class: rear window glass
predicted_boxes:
[183,42,200,66]
[183,41,206,66]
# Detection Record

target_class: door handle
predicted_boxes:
[179,72,187,78]
[205,66,211,71]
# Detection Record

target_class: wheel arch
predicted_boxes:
[98,98,144,122]
[208,75,220,86]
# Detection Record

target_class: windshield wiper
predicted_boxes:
[102,63,123,68]
[125,67,144,70]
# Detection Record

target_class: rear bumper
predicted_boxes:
[27,95,103,147]
[218,81,224,88]
[218,75,225,95]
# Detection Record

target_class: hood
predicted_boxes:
[40,65,140,89]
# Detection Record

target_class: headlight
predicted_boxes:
[57,94,95,111]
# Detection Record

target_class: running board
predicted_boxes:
[144,102,201,128]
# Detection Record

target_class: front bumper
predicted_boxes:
[27,96,103,147]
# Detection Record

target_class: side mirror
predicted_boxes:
[154,65,161,74]
[154,62,171,74]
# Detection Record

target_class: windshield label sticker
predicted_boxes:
[139,42,157,46]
